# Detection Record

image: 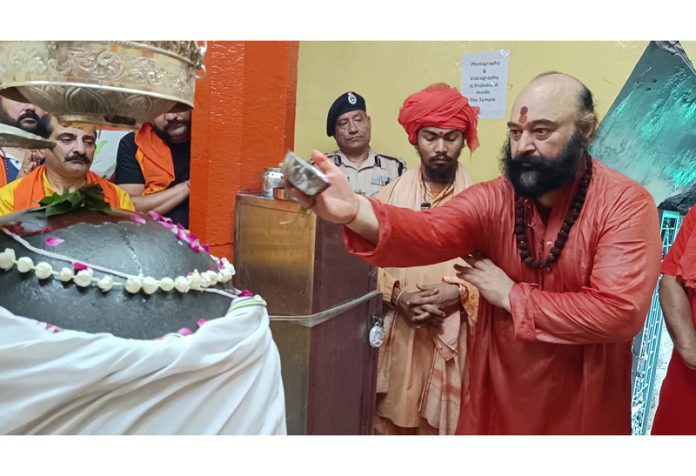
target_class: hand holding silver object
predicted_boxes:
[281,151,331,197]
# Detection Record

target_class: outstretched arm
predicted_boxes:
[288,150,489,268]
[288,150,380,242]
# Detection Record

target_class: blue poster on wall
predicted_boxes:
[590,41,696,213]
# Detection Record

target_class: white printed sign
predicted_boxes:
[460,50,510,119]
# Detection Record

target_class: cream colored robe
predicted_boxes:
[375,162,478,434]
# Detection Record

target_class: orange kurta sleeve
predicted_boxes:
[662,205,696,277]
[344,181,497,267]
[508,189,662,345]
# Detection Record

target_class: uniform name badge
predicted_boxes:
[371,176,390,186]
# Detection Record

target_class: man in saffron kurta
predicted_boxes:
[289,73,662,434]
[375,83,479,435]
[651,205,696,435]
[0,119,134,215]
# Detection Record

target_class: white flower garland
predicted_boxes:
[0,227,237,298]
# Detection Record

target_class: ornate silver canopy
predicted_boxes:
[0,41,206,129]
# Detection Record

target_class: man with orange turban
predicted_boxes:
[398,82,480,152]
[374,83,479,435]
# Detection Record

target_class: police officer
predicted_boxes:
[325,91,405,197]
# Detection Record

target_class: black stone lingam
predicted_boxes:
[0,208,236,339]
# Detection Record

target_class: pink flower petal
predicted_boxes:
[240,289,253,297]
[176,230,188,241]
[177,327,193,336]
[131,215,146,225]
[45,236,64,247]
[196,319,208,327]
[43,322,62,333]
[161,221,175,230]
[73,262,89,271]
[148,211,163,221]
[202,243,211,253]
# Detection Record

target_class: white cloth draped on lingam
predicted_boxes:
[0,296,286,435]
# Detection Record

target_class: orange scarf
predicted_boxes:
[133,123,175,195]
[13,165,122,211]
[0,157,8,188]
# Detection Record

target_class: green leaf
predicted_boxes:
[36,184,113,217]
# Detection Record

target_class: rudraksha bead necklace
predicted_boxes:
[514,154,593,271]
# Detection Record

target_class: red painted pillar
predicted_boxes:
[189,41,299,260]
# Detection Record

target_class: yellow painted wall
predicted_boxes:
[294,41,696,184]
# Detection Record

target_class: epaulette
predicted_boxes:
[376,154,405,165]
[397,161,405,176]
[375,154,406,176]
[325,153,342,166]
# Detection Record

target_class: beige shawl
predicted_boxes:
[376,162,478,434]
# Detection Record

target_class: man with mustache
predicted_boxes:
[0,117,134,214]
[0,98,51,187]
[325,91,405,197]
[290,72,663,434]
[373,83,479,435]
[115,111,192,228]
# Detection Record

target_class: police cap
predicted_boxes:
[326,91,366,137]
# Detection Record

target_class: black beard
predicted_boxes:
[0,108,51,138]
[424,155,457,183]
[501,131,587,198]
[154,120,191,142]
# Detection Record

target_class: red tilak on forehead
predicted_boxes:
[519,106,528,123]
